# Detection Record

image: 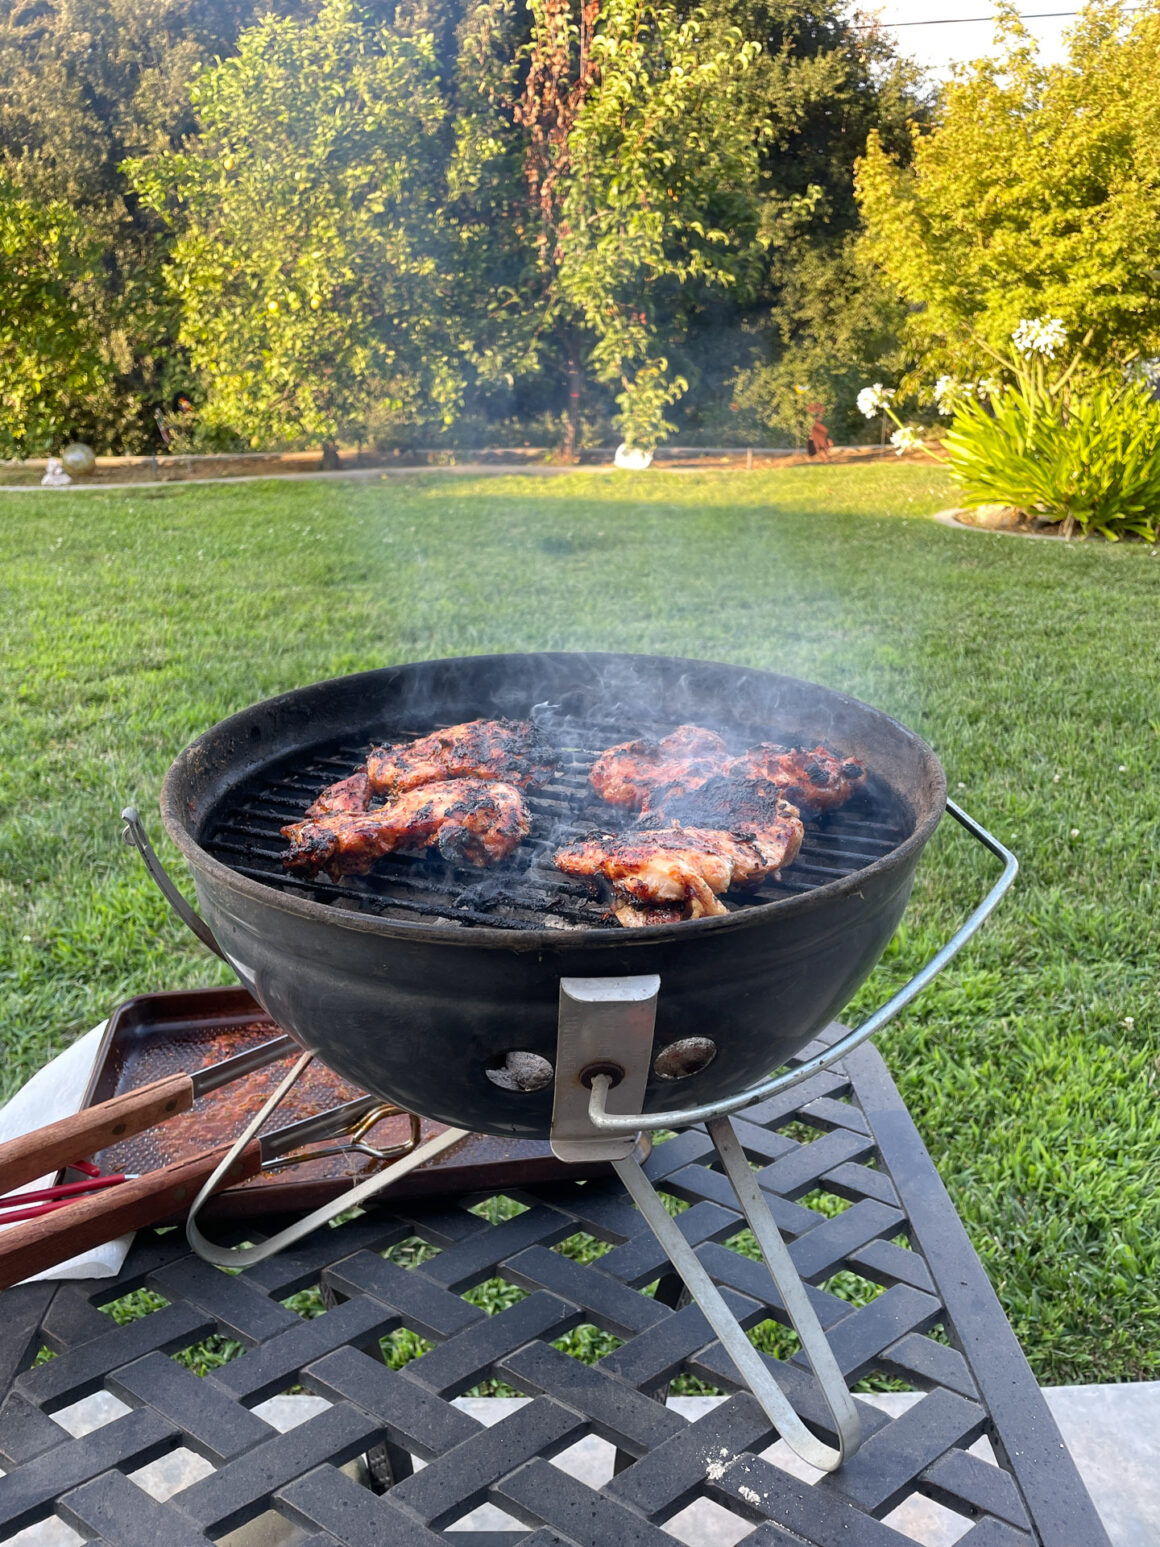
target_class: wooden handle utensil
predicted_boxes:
[0,1141,265,1288]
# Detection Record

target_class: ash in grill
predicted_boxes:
[204,715,911,931]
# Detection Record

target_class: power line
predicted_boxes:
[854,5,1145,25]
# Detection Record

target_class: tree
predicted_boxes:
[131,0,458,452]
[671,0,926,444]
[544,0,772,450]
[731,236,907,443]
[856,1,1160,392]
[0,0,313,449]
[0,176,128,455]
[410,0,928,451]
[458,0,769,452]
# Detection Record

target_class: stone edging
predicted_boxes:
[931,507,1156,549]
[0,463,620,493]
[931,507,1064,539]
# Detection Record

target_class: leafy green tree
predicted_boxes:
[1,0,927,451]
[0,0,315,449]
[731,236,907,443]
[131,0,458,453]
[424,0,924,451]
[0,176,128,455]
[856,2,1160,392]
[450,0,773,452]
[673,0,925,444]
[541,0,771,449]
[0,0,296,209]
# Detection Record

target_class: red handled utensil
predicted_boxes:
[0,1033,297,1199]
[0,1034,405,1287]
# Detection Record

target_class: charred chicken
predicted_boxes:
[589,724,727,810]
[590,722,866,821]
[283,779,530,878]
[304,768,373,818]
[366,718,556,797]
[727,744,865,819]
[556,812,803,927]
[640,774,804,837]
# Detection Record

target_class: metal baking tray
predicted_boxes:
[82,986,627,1219]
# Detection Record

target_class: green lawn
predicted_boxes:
[2,462,1158,1385]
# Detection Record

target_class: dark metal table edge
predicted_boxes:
[846,1038,1111,1547]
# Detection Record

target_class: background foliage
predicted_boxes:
[946,378,1160,541]
[856,1,1160,398]
[131,0,457,451]
[0,0,925,452]
[4,0,1160,461]
[0,177,126,456]
[0,0,308,450]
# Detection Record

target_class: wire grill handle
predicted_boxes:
[587,800,1017,1134]
[122,806,225,959]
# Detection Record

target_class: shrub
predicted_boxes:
[945,380,1160,541]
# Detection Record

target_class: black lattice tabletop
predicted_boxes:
[0,1032,1109,1547]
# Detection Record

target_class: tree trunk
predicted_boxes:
[321,439,341,471]
[562,341,583,461]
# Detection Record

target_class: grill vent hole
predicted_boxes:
[485,1051,554,1093]
[653,1037,718,1081]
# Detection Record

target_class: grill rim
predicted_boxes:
[160,651,947,949]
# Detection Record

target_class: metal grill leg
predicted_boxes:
[553,973,861,1470]
[613,1135,860,1472]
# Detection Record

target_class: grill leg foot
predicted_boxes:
[613,1117,862,1471]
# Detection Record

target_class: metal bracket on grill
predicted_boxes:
[548,974,861,1470]
[550,975,659,1162]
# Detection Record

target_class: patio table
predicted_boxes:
[0,1031,1110,1546]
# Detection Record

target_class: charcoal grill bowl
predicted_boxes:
[160,652,947,1138]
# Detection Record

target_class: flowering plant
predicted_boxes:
[945,380,1160,540]
[1012,316,1067,359]
[935,376,1001,416]
[1126,357,1160,393]
[854,379,939,459]
[890,425,924,455]
[944,321,1160,539]
[933,375,959,416]
[856,383,894,418]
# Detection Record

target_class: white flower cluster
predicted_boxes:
[856,383,895,418]
[890,425,924,456]
[976,376,1002,399]
[933,375,958,417]
[1012,317,1067,359]
[1127,357,1160,391]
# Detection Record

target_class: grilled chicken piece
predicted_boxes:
[282,779,530,878]
[641,773,803,838]
[305,768,372,818]
[555,817,802,926]
[589,724,728,810]
[727,744,865,819]
[366,718,557,797]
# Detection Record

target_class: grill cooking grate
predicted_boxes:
[204,719,912,930]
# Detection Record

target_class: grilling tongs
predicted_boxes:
[0,1036,439,1289]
